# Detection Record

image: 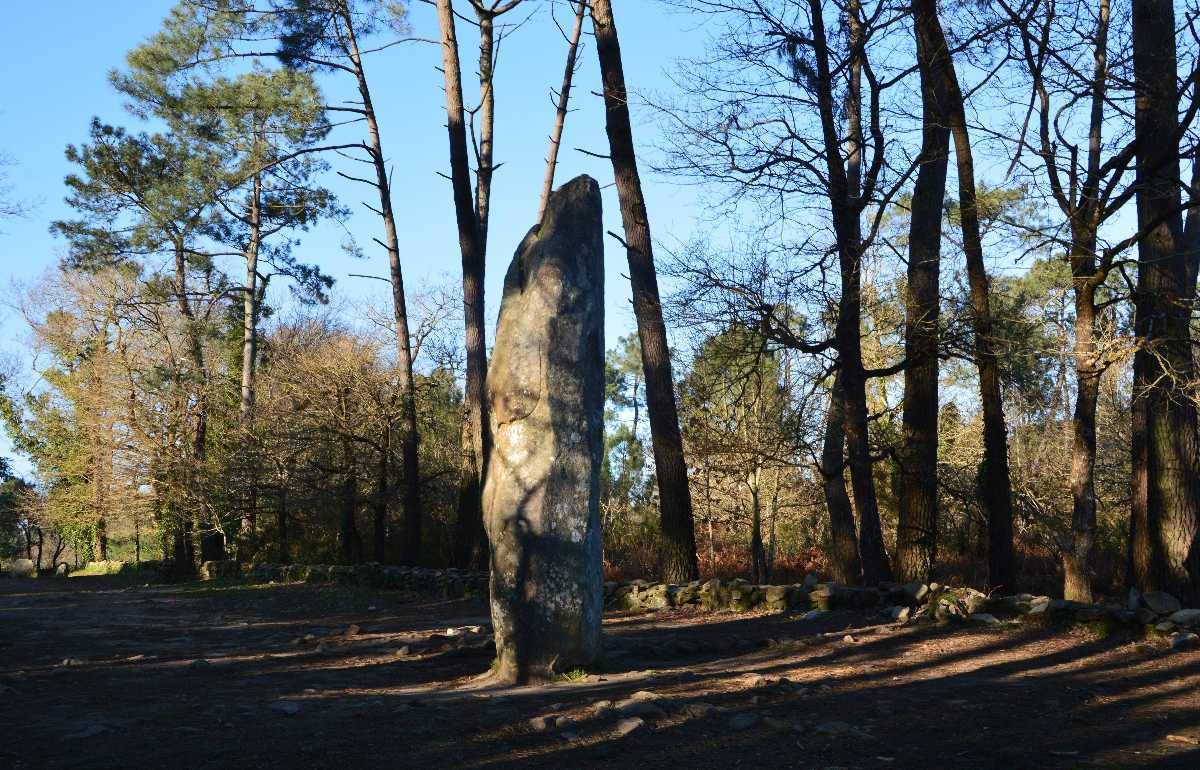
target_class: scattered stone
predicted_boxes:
[1136,607,1159,625]
[763,716,791,731]
[189,659,211,671]
[1155,621,1177,634]
[815,720,872,739]
[629,689,660,701]
[801,610,830,621]
[613,699,665,718]
[590,699,613,716]
[1166,734,1200,746]
[682,703,718,718]
[55,563,70,577]
[842,634,856,644]
[529,715,556,732]
[1168,609,1200,628]
[887,606,910,622]
[742,673,768,688]
[1142,591,1182,615]
[614,717,646,738]
[1170,631,1199,652]
[396,645,411,657]
[66,723,110,740]
[344,624,361,637]
[199,560,240,581]
[969,613,1001,625]
[728,712,761,731]
[271,701,301,715]
[60,658,83,667]
[560,730,579,741]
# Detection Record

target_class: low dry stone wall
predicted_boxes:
[232,561,489,599]
[604,576,1200,650]
[204,560,1200,651]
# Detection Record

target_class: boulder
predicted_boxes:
[729,581,759,612]
[55,563,70,577]
[763,585,790,612]
[8,558,36,578]
[484,176,605,684]
[901,581,929,604]
[699,579,729,611]
[1168,609,1200,628]
[199,560,240,581]
[1170,631,1199,652]
[614,717,646,738]
[637,583,669,611]
[1142,591,1182,616]
[673,583,701,606]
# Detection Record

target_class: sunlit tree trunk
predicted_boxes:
[1128,0,1200,602]
[918,0,1016,591]
[591,0,699,581]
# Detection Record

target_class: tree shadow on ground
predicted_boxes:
[2,579,1198,769]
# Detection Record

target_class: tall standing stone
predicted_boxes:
[484,175,604,683]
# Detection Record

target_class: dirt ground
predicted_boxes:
[1,576,1198,769]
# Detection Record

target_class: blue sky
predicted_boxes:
[0,1,716,473]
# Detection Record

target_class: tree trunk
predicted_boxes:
[277,483,289,564]
[239,174,261,425]
[374,425,391,563]
[1059,0,1112,604]
[95,518,108,562]
[172,241,223,563]
[341,441,359,565]
[437,0,491,570]
[538,0,587,223]
[1128,0,1200,603]
[239,172,263,558]
[822,370,862,584]
[748,466,764,584]
[1064,285,1099,602]
[896,0,950,585]
[342,11,423,567]
[807,0,889,584]
[919,1,1016,592]
[591,0,698,582]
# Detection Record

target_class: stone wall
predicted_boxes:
[603,577,1200,649]
[239,562,489,599]
[218,563,1200,651]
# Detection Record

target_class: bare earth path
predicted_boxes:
[2,577,1198,769]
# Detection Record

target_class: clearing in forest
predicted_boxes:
[2,576,1198,769]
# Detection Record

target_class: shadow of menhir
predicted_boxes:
[484,174,605,685]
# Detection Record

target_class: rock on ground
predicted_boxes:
[8,558,36,578]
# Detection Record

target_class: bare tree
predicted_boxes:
[592,0,699,581]
[1128,0,1200,602]
[537,0,587,222]
[917,0,1017,591]
[437,0,524,568]
[895,0,951,585]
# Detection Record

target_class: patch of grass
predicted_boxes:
[1082,616,1119,640]
[558,667,590,682]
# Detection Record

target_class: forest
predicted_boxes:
[1,1,1200,765]
[4,0,1199,605]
